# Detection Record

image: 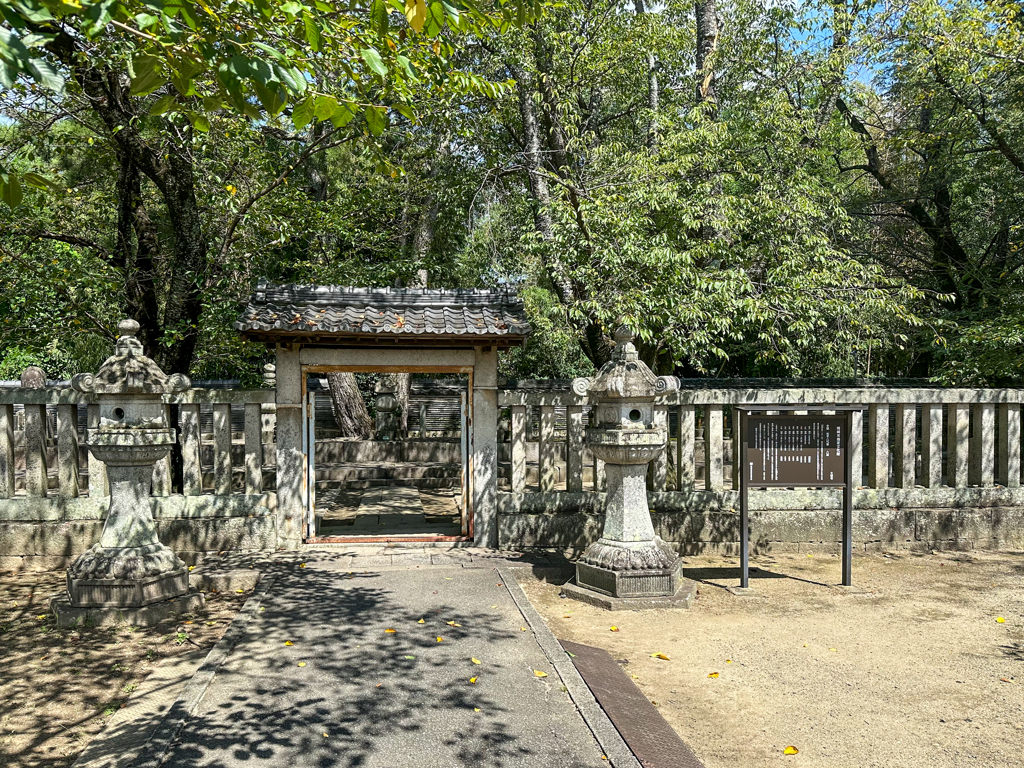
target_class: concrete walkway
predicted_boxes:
[131,555,619,768]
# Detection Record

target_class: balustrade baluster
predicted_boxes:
[56,404,80,498]
[213,403,232,495]
[539,405,556,491]
[705,405,724,491]
[510,405,526,494]
[87,404,108,497]
[894,404,916,488]
[676,405,695,490]
[868,404,889,488]
[23,404,48,497]
[245,402,263,494]
[921,404,943,488]
[948,404,969,488]
[180,404,202,495]
[0,404,13,498]
[999,403,1021,488]
[566,405,584,492]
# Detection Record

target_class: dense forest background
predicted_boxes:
[1,0,1022,386]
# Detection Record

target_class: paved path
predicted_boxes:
[154,558,611,768]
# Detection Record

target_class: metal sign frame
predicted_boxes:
[735,406,861,589]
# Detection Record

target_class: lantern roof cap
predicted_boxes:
[71,319,191,395]
[587,326,659,401]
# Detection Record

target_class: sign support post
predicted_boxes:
[740,409,750,589]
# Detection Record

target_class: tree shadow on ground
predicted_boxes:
[80,555,596,768]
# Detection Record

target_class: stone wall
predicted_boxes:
[0,493,277,571]
[497,488,1024,554]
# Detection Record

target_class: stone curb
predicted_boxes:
[497,566,641,768]
[128,574,277,768]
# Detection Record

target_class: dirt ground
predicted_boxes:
[0,572,248,768]
[520,549,1024,768]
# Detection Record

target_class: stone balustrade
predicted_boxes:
[0,386,277,570]
[497,383,1024,553]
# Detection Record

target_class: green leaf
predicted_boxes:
[303,11,321,51]
[396,55,417,81]
[361,47,387,78]
[364,104,386,135]
[130,68,164,96]
[370,0,388,37]
[252,41,287,63]
[189,113,211,132]
[26,58,64,91]
[19,172,58,192]
[1,173,23,209]
[291,95,314,130]
[149,94,177,115]
[330,101,357,127]
[313,95,338,121]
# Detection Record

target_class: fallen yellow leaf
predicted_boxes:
[298,662,306,667]
[471,658,481,665]
[784,746,799,755]
[520,627,527,631]
[284,641,293,646]
[610,626,619,632]
[418,619,425,624]
[708,672,719,678]
[562,614,572,618]
[726,659,733,664]
[829,648,837,652]
[996,617,1006,623]
[437,637,444,643]
[446,621,462,627]
[469,677,477,684]
[322,733,328,737]
[651,653,670,661]
[299,563,306,568]
[384,628,396,634]
[534,670,548,678]
[474,708,481,712]
[236,589,244,593]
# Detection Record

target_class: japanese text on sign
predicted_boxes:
[744,416,846,486]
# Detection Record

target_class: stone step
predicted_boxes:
[314,462,461,481]
[314,477,459,490]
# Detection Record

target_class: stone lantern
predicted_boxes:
[54,320,201,625]
[563,327,692,609]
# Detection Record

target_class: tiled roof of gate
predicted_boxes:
[235,281,532,346]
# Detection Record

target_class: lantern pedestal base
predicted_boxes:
[561,576,695,611]
[51,589,205,629]
[66,543,189,608]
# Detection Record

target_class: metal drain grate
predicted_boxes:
[560,639,706,768]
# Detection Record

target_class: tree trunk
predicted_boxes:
[695,0,722,244]
[695,0,719,117]
[634,0,659,150]
[514,56,609,366]
[326,373,372,438]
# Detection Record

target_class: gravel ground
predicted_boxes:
[519,549,1024,768]
[0,572,249,768]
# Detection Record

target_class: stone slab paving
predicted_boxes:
[154,560,610,768]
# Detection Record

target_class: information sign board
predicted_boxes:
[735,406,861,590]
[744,415,847,487]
